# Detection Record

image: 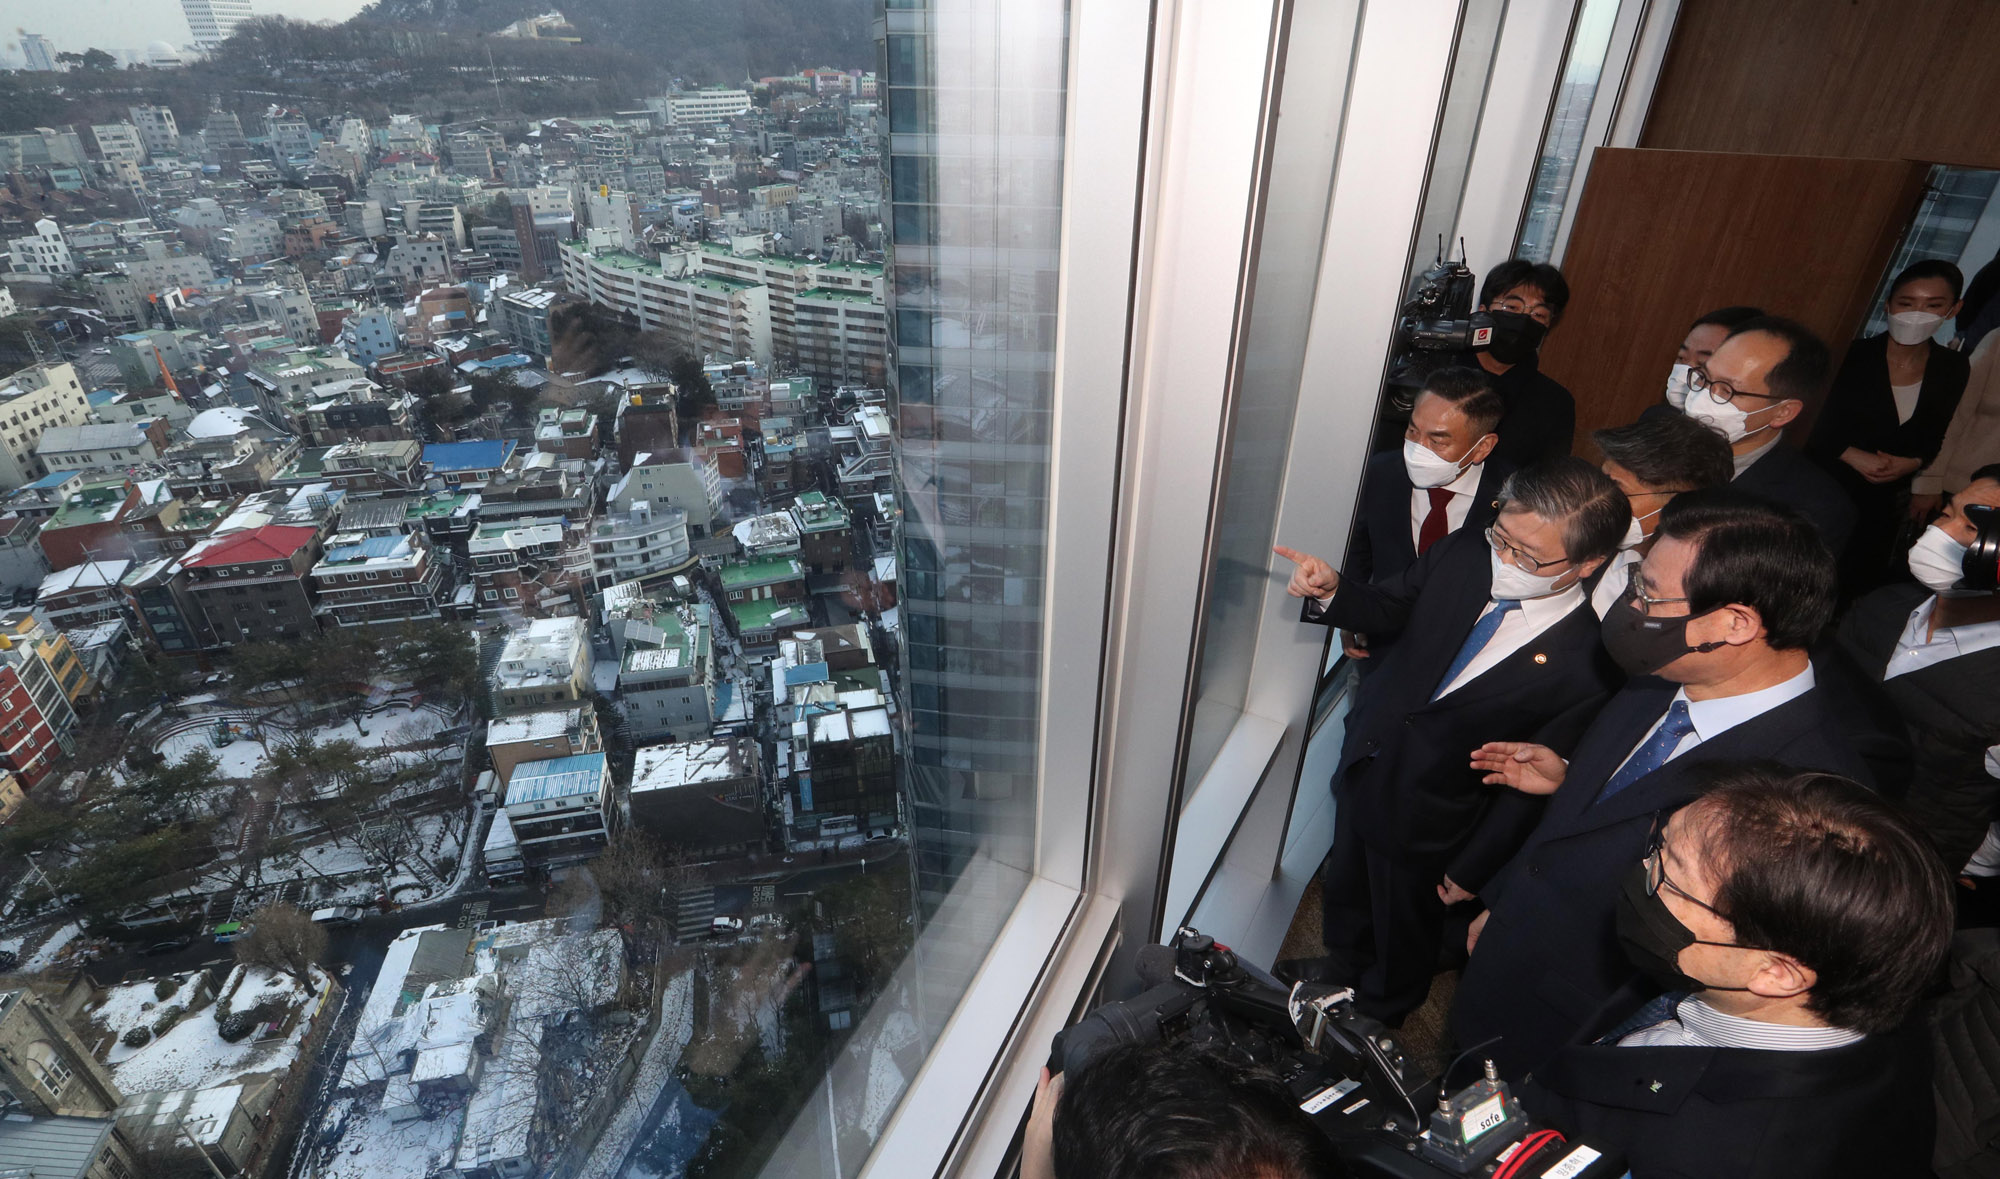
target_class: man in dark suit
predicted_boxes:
[1272,459,1627,1022]
[1452,490,1867,1076]
[1461,259,1576,469]
[1830,466,2000,873]
[1682,315,1857,556]
[1518,765,1948,1179]
[1341,365,1511,665]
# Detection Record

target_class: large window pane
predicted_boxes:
[1515,0,1622,262]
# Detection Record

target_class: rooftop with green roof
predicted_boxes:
[404,491,477,519]
[729,597,811,632]
[720,556,805,588]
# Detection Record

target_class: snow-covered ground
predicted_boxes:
[92,966,330,1095]
[300,704,449,750]
[20,921,84,971]
[312,1096,467,1179]
[160,724,273,779]
[90,972,207,1057]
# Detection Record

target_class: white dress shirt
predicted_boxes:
[1608,664,1818,778]
[1618,996,1863,1051]
[1884,595,2000,680]
[1591,547,1641,620]
[1432,582,1587,700]
[1731,431,1784,478]
[1408,460,1484,552]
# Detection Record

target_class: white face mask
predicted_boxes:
[1908,524,1968,594]
[1685,388,1775,445]
[1887,310,1946,346]
[1664,362,1692,411]
[1403,436,1477,489]
[1488,546,1571,601]
[1620,502,1666,550]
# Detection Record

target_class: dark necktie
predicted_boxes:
[1436,598,1521,694]
[1599,701,1696,801]
[1418,486,1454,553]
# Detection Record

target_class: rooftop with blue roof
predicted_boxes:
[423,439,517,473]
[506,752,609,806]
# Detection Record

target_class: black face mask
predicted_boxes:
[1483,310,1546,366]
[1615,862,1752,995]
[1599,592,1728,677]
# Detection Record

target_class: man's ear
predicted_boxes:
[1466,433,1498,465]
[1719,603,1767,647]
[1768,398,1805,430]
[1748,951,1816,1002]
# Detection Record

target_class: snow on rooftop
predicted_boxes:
[631,738,752,794]
[485,707,581,746]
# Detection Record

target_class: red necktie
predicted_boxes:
[1418,486,1454,553]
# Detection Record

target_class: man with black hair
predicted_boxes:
[1273,459,1626,1021]
[1655,304,1765,414]
[1452,489,1870,1076]
[1831,464,2000,874]
[1341,365,1511,663]
[1023,1040,1348,1179]
[1682,314,1856,555]
[1519,765,1948,1178]
[1466,259,1576,469]
[1589,411,1735,617]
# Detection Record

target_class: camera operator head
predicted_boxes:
[1593,412,1735,551]
[1601,489,1835,682]
[1403,365,1504,487]
[1477,259,1571,372]
[1906,461,2000,597]
[1665,305,1764,410]
[1683,315,1831,455]
[1620,764,1951,1033]
[1027,1041,1348,1179]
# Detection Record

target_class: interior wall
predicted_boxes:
[1538,149,1927,448]
[1641,0,2000,168]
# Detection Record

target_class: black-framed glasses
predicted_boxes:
[1485,524,1570,572]
[1641,818,1768,952]
[1687,366,1782,407]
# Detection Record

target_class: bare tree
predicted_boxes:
[233,903,327,986]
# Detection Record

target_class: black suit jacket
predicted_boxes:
[1520,1021,1934,1179]
[1833,582,2000,868]
[1344,449,1511,585]
[1478,353,1575,469]
[1808,332,1971,476]
[1733,439,1857,557]
[1313,528,1620,883]
[1451,678,1871,1077]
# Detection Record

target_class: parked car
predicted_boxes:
[212,921,253,943]
[310,906,363,926]
[0,949,18,972]
[710,916,744,934]
[142,936,194,956]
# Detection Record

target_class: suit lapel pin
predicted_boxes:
[1648,1080,1663,1093]
[1533,653,1547,664]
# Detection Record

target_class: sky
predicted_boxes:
[7,0,373,63]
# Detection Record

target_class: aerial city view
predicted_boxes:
[0,1,941,1176]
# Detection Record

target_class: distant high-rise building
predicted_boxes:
[20,33,55,73]
[882,0,1069,1038]
[180,0,254,52]
[128,104,181,158]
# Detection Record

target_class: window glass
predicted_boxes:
[1183,1,1363,789]
[1514,0,1622,262]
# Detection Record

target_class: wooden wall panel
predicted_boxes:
[1642,0,2000,168]
[1538,149,1926,450]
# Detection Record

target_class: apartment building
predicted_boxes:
[0,363,92,491]
[485,705,602,788]
[491,617,592,713]
[310,531,447,628]
[179,524,322,645]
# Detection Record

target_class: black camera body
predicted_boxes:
[1050,928,1624,1179]
[1383,242,1496,406]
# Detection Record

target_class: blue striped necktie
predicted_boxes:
[1599,700,1695,800]
[1436,599,1521,693]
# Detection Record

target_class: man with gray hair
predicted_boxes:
[1272,458,1628,1021]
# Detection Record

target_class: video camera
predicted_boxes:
[1383,239,1491,405]
[1049,928,1622,1179]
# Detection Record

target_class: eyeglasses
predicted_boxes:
[1619,566,1691,616]
[1485,524,1570,571]
[1641,817,1768,952]
[1489,293,1555,326]
[1687,366,1782,407]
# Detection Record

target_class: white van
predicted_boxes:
[311,906,363,925]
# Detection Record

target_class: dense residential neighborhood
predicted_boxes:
[0,6,914,1177]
